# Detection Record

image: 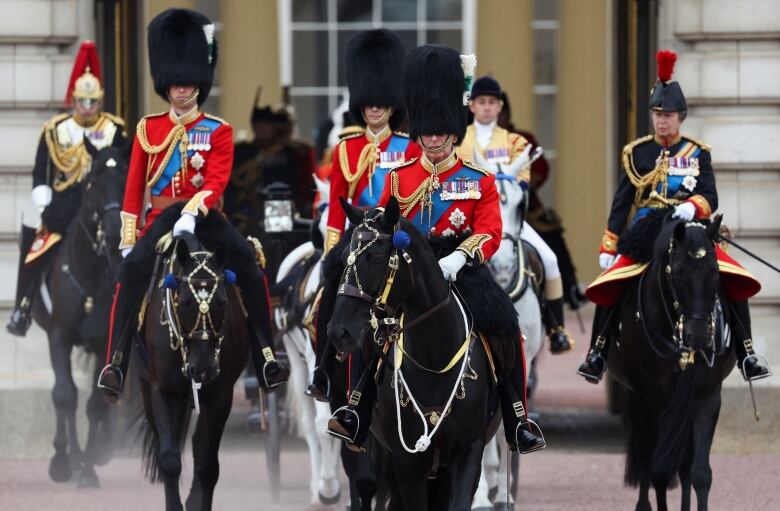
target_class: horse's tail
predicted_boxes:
[649,367,695,487]
[137,380,191,483]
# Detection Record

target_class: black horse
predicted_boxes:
[329,198,500,511]
[30,141,126,487]
[138,233,248,511]
[607,216,735,511]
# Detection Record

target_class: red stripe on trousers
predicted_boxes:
[105,282,121,364]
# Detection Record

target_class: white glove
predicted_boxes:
[173,212,197,237]
[672,202,696,222]
[472,147,499,173]
[501,143,534,177]
[31,185,53,213]
[599,253,616,270]
[121,247,132,258]
[438,251,467,281]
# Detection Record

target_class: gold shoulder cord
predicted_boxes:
[338,140,378,199]
[390,170,431,218]
[45,115,114,191]
[136,117,189,187]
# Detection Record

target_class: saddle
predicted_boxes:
[490,235,544,302]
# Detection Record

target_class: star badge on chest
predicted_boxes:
[190,151,205,171]
[190,173,205,189]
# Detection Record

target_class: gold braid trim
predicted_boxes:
[600,229,619,254]
[119,211,137,249]
[324,227,341,255]
[457,234,492,264]
[45,113,116,191]
[182,190,213,217]
[136,116,189,188]
[621,135,656,189]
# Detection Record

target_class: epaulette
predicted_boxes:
[682,135,711,152]
[43,113,71,131]
[621,134,654,156]
[461,159,491,176]
[101,112,126,127]
[338,126,365,140]
[390,157,417,171]
[204,113,230,126]
[392,130,410,138]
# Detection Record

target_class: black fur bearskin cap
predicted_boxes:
[403,44,467,144]
[346,29,407,131]
[148,8,217,106]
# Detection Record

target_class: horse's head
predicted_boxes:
[82,138,127,271]
[655,215,723,353]
[165,234,231,385]
[328,197,419,353]
[495,174,527,235]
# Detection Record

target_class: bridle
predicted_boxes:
[337,211,452,349]
[636,222,717,369]
[163,247,228,377]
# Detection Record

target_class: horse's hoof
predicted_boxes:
[487,485,498,502]
[493,503,514,511]
[48,454,73,483]
[77,471,100,489]
[472,507,493,511]
[319,488,340,505]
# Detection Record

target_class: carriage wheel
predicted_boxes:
[264,388,282,503]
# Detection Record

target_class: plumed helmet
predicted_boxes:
[346,29,407,130]
[66,41,104,105]
[147,8,217,106]
[649,50,687,112]
[403,45,473,143]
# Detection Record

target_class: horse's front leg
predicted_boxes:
[315,400,342,504]
[80,358,114,488]
[452,439,488,510]
[151,386,189,511]
[691,390,721,511]
[47,328,78,483]
[472,434,499,510]
[186,383,234,511]
[679,441,694,511]
[389,453,430,511]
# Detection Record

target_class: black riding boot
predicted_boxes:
[500,336,545,453]
[97,279,146,401]
[544,297,574,354]
[730,300,771,381]
[327,354,377,453]
[306,282,338,401]
[7,226,39,337]
[238,271,290,391]
[577,305,613,384]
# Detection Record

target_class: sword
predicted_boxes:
[718,235,780,275]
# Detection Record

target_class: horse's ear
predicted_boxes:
[382,196,400,228]
[84,136,99,160]
[707,214,723,242]
[673,221,687,244]
[340,197,363,226]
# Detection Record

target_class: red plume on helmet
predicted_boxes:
[656,50,677,83]
[65,41,103,105]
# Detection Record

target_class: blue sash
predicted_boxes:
[151,117,222,196]
[635,146,702,224]
[357,135,410,207]
[408,165,484,234]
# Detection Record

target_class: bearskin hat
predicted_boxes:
[147,9,217,105]
[649,50,687,112]
[403,45,469,143]
[346,29,406,130]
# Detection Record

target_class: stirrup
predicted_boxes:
[741,353,772,382]
[326,406,365,452]
[261,360,288,391]
[305,369,331,402]
[576,351,606,384]
[516,419,546,454]
[97,364,124,396]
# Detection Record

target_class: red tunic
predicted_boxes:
[120,109,233,248]
[379,152,502,264]
[326,127,422,238]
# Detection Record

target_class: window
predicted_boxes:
[279,0,476,144]
[532,0,559,206]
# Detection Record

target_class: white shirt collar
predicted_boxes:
[475,120,496,148]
